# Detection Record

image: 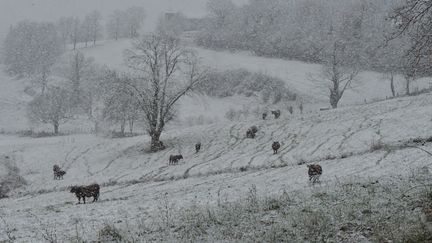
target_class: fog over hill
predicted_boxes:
[0,0,248,40]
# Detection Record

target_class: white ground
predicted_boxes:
[0,40,432,241]
[82,39,432,106]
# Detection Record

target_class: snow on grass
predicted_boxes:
[1,92,432,241]
[0,38,432,241]
[80,39,432,108]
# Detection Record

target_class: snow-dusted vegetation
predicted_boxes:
[1,0,432,242]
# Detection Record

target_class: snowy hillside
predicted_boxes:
[81,39,432,107]
[1,92,432,241]
[1,38,428,133]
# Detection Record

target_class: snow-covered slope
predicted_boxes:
[1,38,427,132]
[81,39,432,107]
[1,93,432,241]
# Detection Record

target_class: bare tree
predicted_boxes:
[81,11,103,47]
[106,7,145,40]
[81,15,92,47]
[125,7,146,38]
[206,0,236,28]
[55,51,97,109]
[3,21,63,93]
[70,17,81,50]
[107,10,124,41]
[28,86,72,134]
[89,10,103,45]
[101,70,140,136]
[57,17,73,49]
[313,41,359,109]
[390,0,432,73]
[402,64,417,96]
[124,32,206,152]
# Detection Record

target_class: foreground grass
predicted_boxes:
[4,168,431,242]
[93,169,432,243]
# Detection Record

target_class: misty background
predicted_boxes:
[0,0,247,40]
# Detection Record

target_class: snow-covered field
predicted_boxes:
[81,39,432,107]
[1,90,432,241]
[0,39,432,241]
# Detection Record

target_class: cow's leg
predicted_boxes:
[83,197,86,204]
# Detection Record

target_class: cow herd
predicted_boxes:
[167,109,323,184]
[48,109,323,205]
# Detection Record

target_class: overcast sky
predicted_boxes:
[0,0,248,40]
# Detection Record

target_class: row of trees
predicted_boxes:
[26,31,206,152]
[57,6,146,49]
[2,7,146,94]
[106,7,146,40]
[2,6,205,152]
[57,11,103,50]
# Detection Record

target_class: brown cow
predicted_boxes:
[307,164,323,183]
[70,184,100,204]
[169,155,183,165]
[195,143,201,153]
[272,142,281,154]
[271,110,281,119]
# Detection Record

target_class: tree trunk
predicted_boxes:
[129,120,134,134]
[120,120,126,136]
[150,130,164,152]
[54,122,59,135]
[94,120,99,134]
[405,76,411,96]
[40,68,48,95]
[390,73,395,97]
[41,83,46,95]
[330,90,339,109]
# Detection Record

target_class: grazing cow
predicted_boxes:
[307,164,323,183]
[169,155,183,165]
[272,142,281,154]
[70,183,100,204]
[288,106,293,115]
[246,126,258,139]
[262,113,268,120]
[55,170,66,180]
[53,165,61,179]
[271,110,281,119]
[246,129,255,138]
[195,143,201,153]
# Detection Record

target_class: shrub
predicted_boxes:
[197,69,297,104]
[370,140,385,151]
[0,156,27,198]
[98,224,123,242]
[18,130,62,138]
